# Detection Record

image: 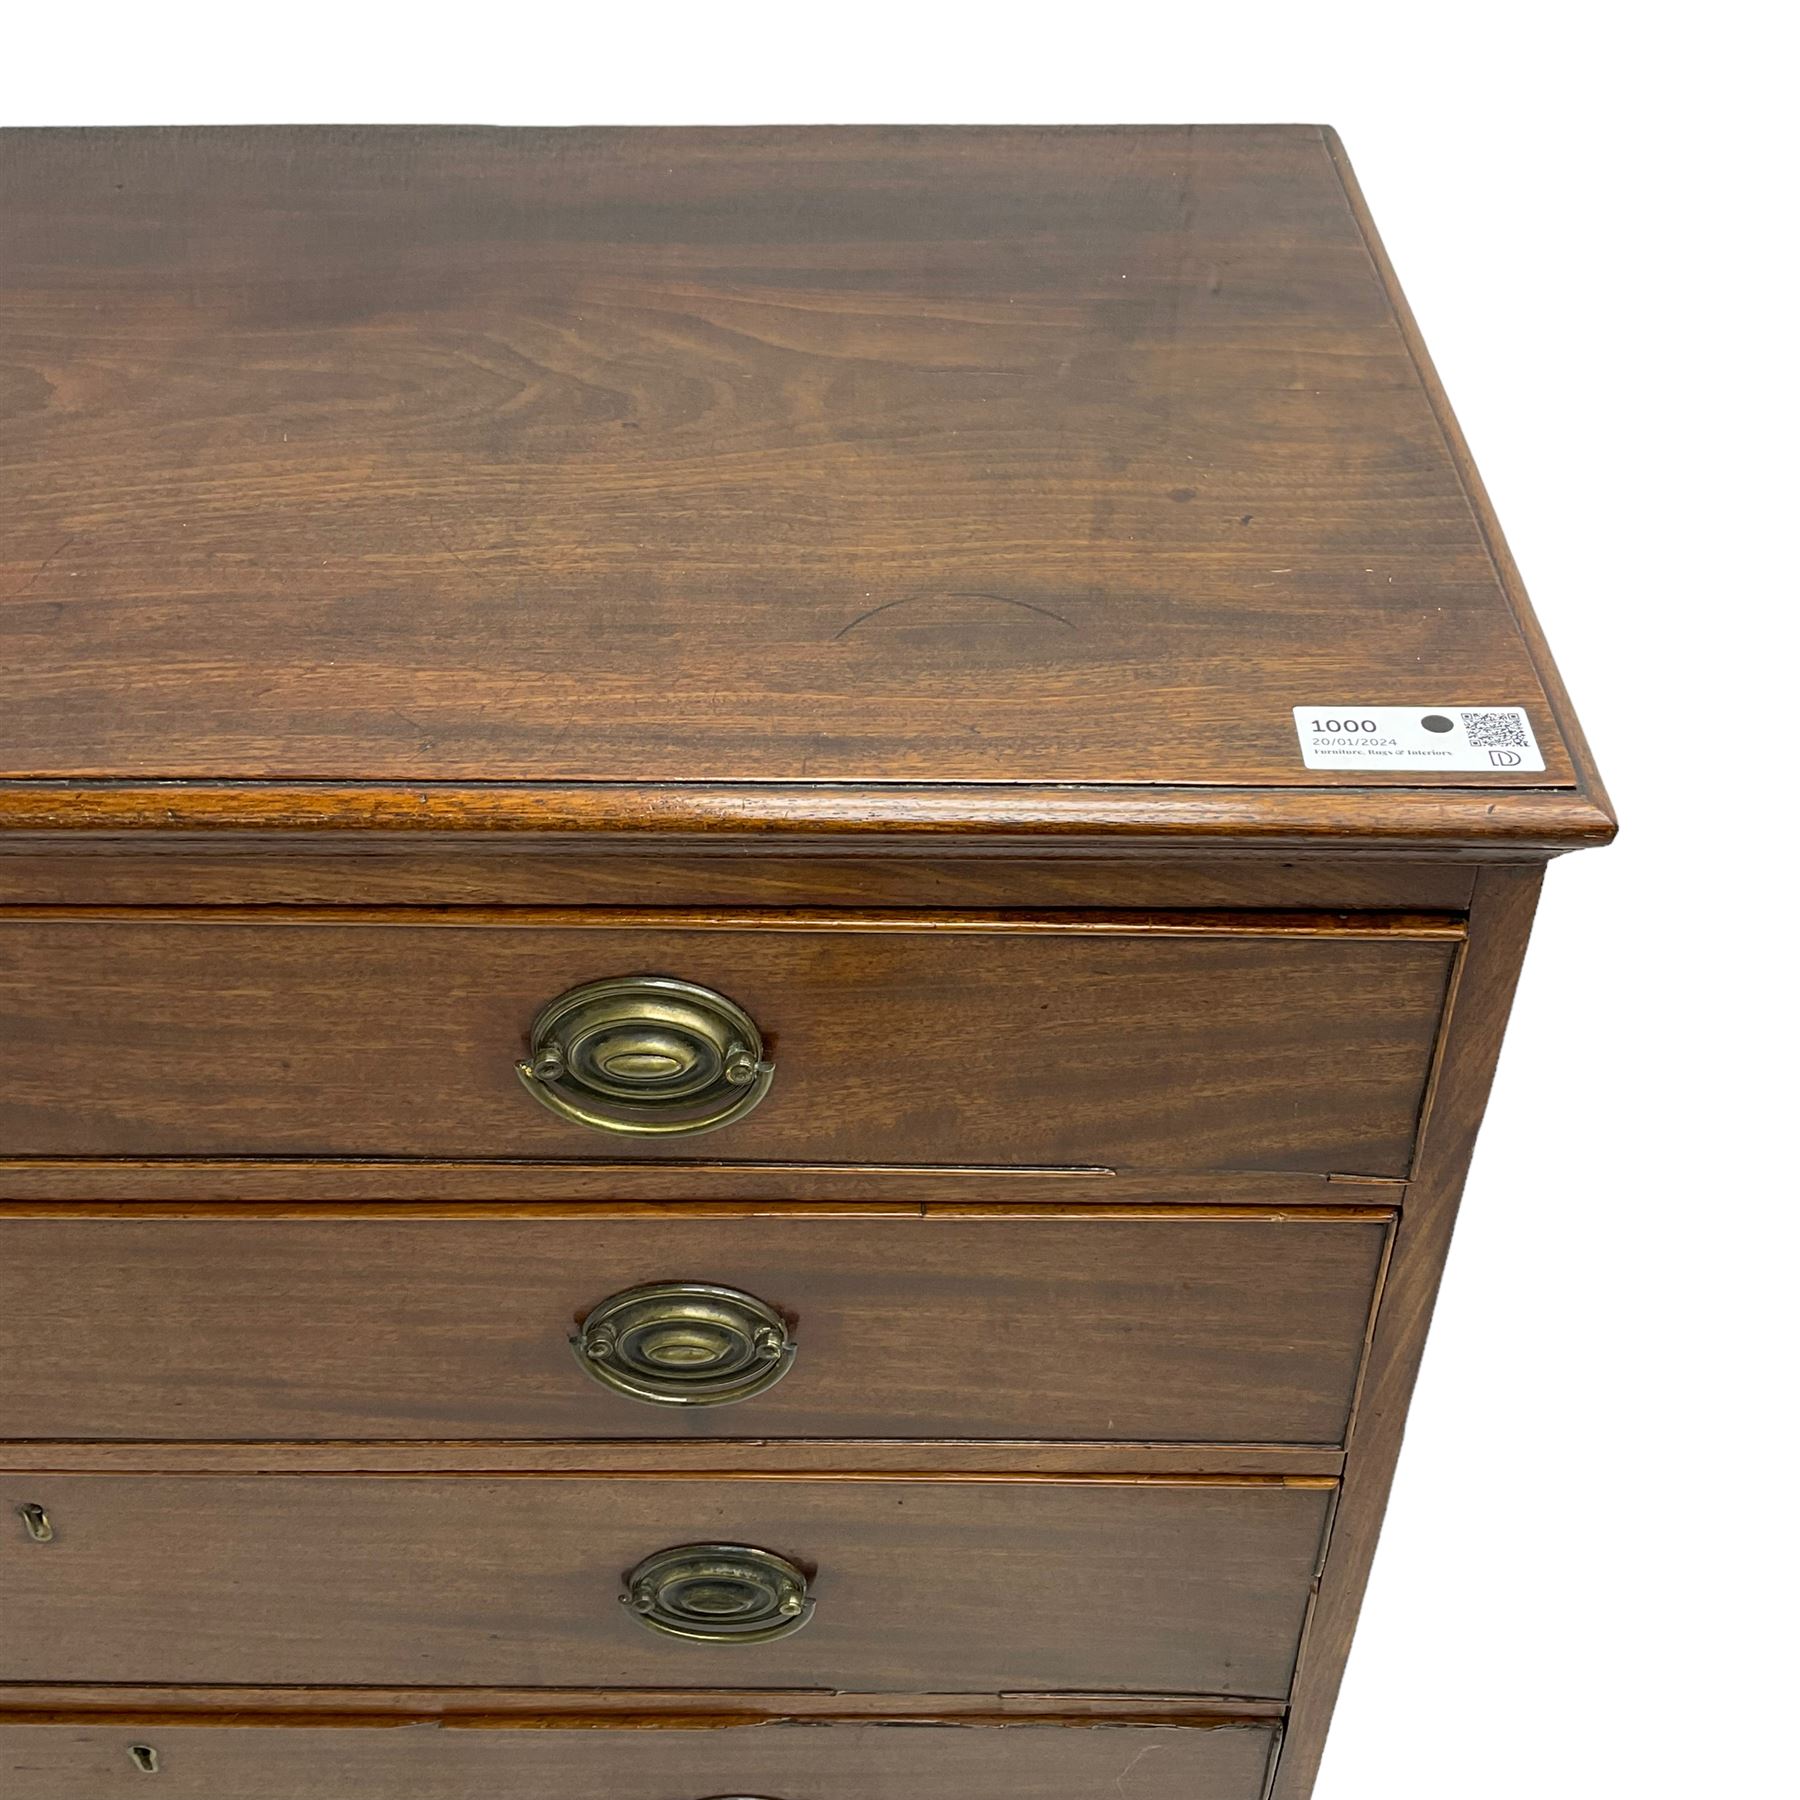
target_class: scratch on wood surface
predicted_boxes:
[6,535,74,601]
[1115,1738,1164,1793]
[834,590,1078,639]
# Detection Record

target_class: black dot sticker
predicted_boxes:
[1421,714,1455,733]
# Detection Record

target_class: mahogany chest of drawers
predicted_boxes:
[0,124,1612,1799]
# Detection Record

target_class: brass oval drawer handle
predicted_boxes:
[516,976,774,1138]
[574,1282,795,1407]
[17,1502,54,1543]
[622,1543,814,1644]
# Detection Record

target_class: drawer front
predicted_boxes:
[0,914,1454,1174]
[0,1214,1389,1444]
[0,1719,1280,1800]
[1,1475,1332,1697]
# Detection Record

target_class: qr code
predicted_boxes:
[1460,710,1529,748]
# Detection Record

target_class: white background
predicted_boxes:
[5,6,1791,1795]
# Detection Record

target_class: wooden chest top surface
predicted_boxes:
[0,124,1607,849]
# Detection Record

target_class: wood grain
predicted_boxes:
[0,1212,1389,1444]
[0,1474,1332,1696]
[0,1688,1287,1721]
[0,122,1616,1800]
[0,784,1615,853]
[0,844,1481,910]
[0,1443,1347,1479]
[0,1166,1394,1206]
[0,914,1454,1172]
[1269,865,1544,1798]
[1321,128,1615,836]
[0,124,1587,813]
[0,1717,1280,1800]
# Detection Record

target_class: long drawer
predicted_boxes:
[0,1719,1281,1800]
[1,1475,1332,1697]
[0,911,1456,1173]
[0,1212,1390,1443]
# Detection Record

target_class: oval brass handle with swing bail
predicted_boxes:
[621,1543,814,1645]
[572,1282,795,1407]
[516,977,774,1138]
